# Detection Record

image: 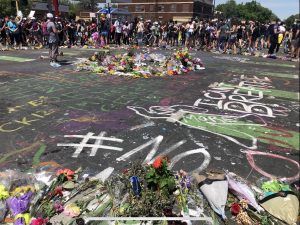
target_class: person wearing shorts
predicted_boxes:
[46,13,60,66]
[99,16,109,45]
[228,24,238,54]
[218,21,229,53]
[7,17,21,48]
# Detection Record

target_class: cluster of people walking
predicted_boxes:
[1,13,299,60]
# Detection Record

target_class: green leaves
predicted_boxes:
[145,162,176,196]
[63,181,76,190]
[215,0,279,22]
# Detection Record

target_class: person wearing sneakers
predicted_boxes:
[46,13,60,67]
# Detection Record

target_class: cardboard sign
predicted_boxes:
[28,10,35,18]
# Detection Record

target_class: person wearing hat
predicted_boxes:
[151,21,160,47]
[46,13,60,67]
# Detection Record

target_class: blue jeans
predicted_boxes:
[137,32,143,45]
[218,36,227,51]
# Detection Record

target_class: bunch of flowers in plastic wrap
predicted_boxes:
[0,183,10,222]
[6,185,35,225]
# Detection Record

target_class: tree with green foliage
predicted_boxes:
[216,0,278,22]
[79,0,97,12]
[285,14,300,28]
[0,0,32,18]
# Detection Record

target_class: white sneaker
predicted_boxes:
[50,62,61,68]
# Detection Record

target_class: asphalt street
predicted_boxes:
[0,47,299,189]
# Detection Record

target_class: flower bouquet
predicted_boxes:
[229,199,257,225]
[174,49,191,68]
[193,170,228,220]
[0,184,10,222]
[6,185,35,225]
[174,170,193,216]
[30,168,77,218]
[259,179,299,225]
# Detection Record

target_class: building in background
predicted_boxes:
[115,0,213,22]
[31,2,69,17]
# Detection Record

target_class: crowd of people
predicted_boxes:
[1,12,299,65]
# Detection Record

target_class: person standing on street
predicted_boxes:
[266,20,279,58]
[290,20,300,59]
[46,13,60,67]
[7,16,21,49]
[137,18,144,46]
[114,17,122,46]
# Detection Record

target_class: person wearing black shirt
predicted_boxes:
[267,21,279,57]
[0,18,7,48]
[291,20,300,58]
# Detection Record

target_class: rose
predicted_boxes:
[230,203,241,216]
[30,218,48,225]
[56,169,75,181]
[122,169,129,175]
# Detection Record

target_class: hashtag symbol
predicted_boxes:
[57,132,124,158]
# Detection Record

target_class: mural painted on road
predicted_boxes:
[0,56,299,186]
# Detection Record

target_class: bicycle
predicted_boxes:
[142,32,155,46]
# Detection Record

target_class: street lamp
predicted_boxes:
[213,0,216,17]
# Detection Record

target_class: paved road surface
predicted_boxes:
[0,47,299,187]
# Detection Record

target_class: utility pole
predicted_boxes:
[106,0,112,44]
[213,0,216,18]
[53,0,59,16]
[155,0,158,21]
[15,0,19,13]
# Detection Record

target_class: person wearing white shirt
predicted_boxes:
[114,18,122,45]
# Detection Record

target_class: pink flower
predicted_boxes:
[30,218,48,225]
[54,201,64,213]
[54,186,64,196]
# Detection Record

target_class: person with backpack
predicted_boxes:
[41,18,49,46]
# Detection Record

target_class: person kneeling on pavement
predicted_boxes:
[46,13,60,67]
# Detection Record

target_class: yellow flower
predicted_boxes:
[11,185,35,196]
[0,184,9,200]
[64,203,81,217]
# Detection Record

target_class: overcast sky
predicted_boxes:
[215,0,299,20]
